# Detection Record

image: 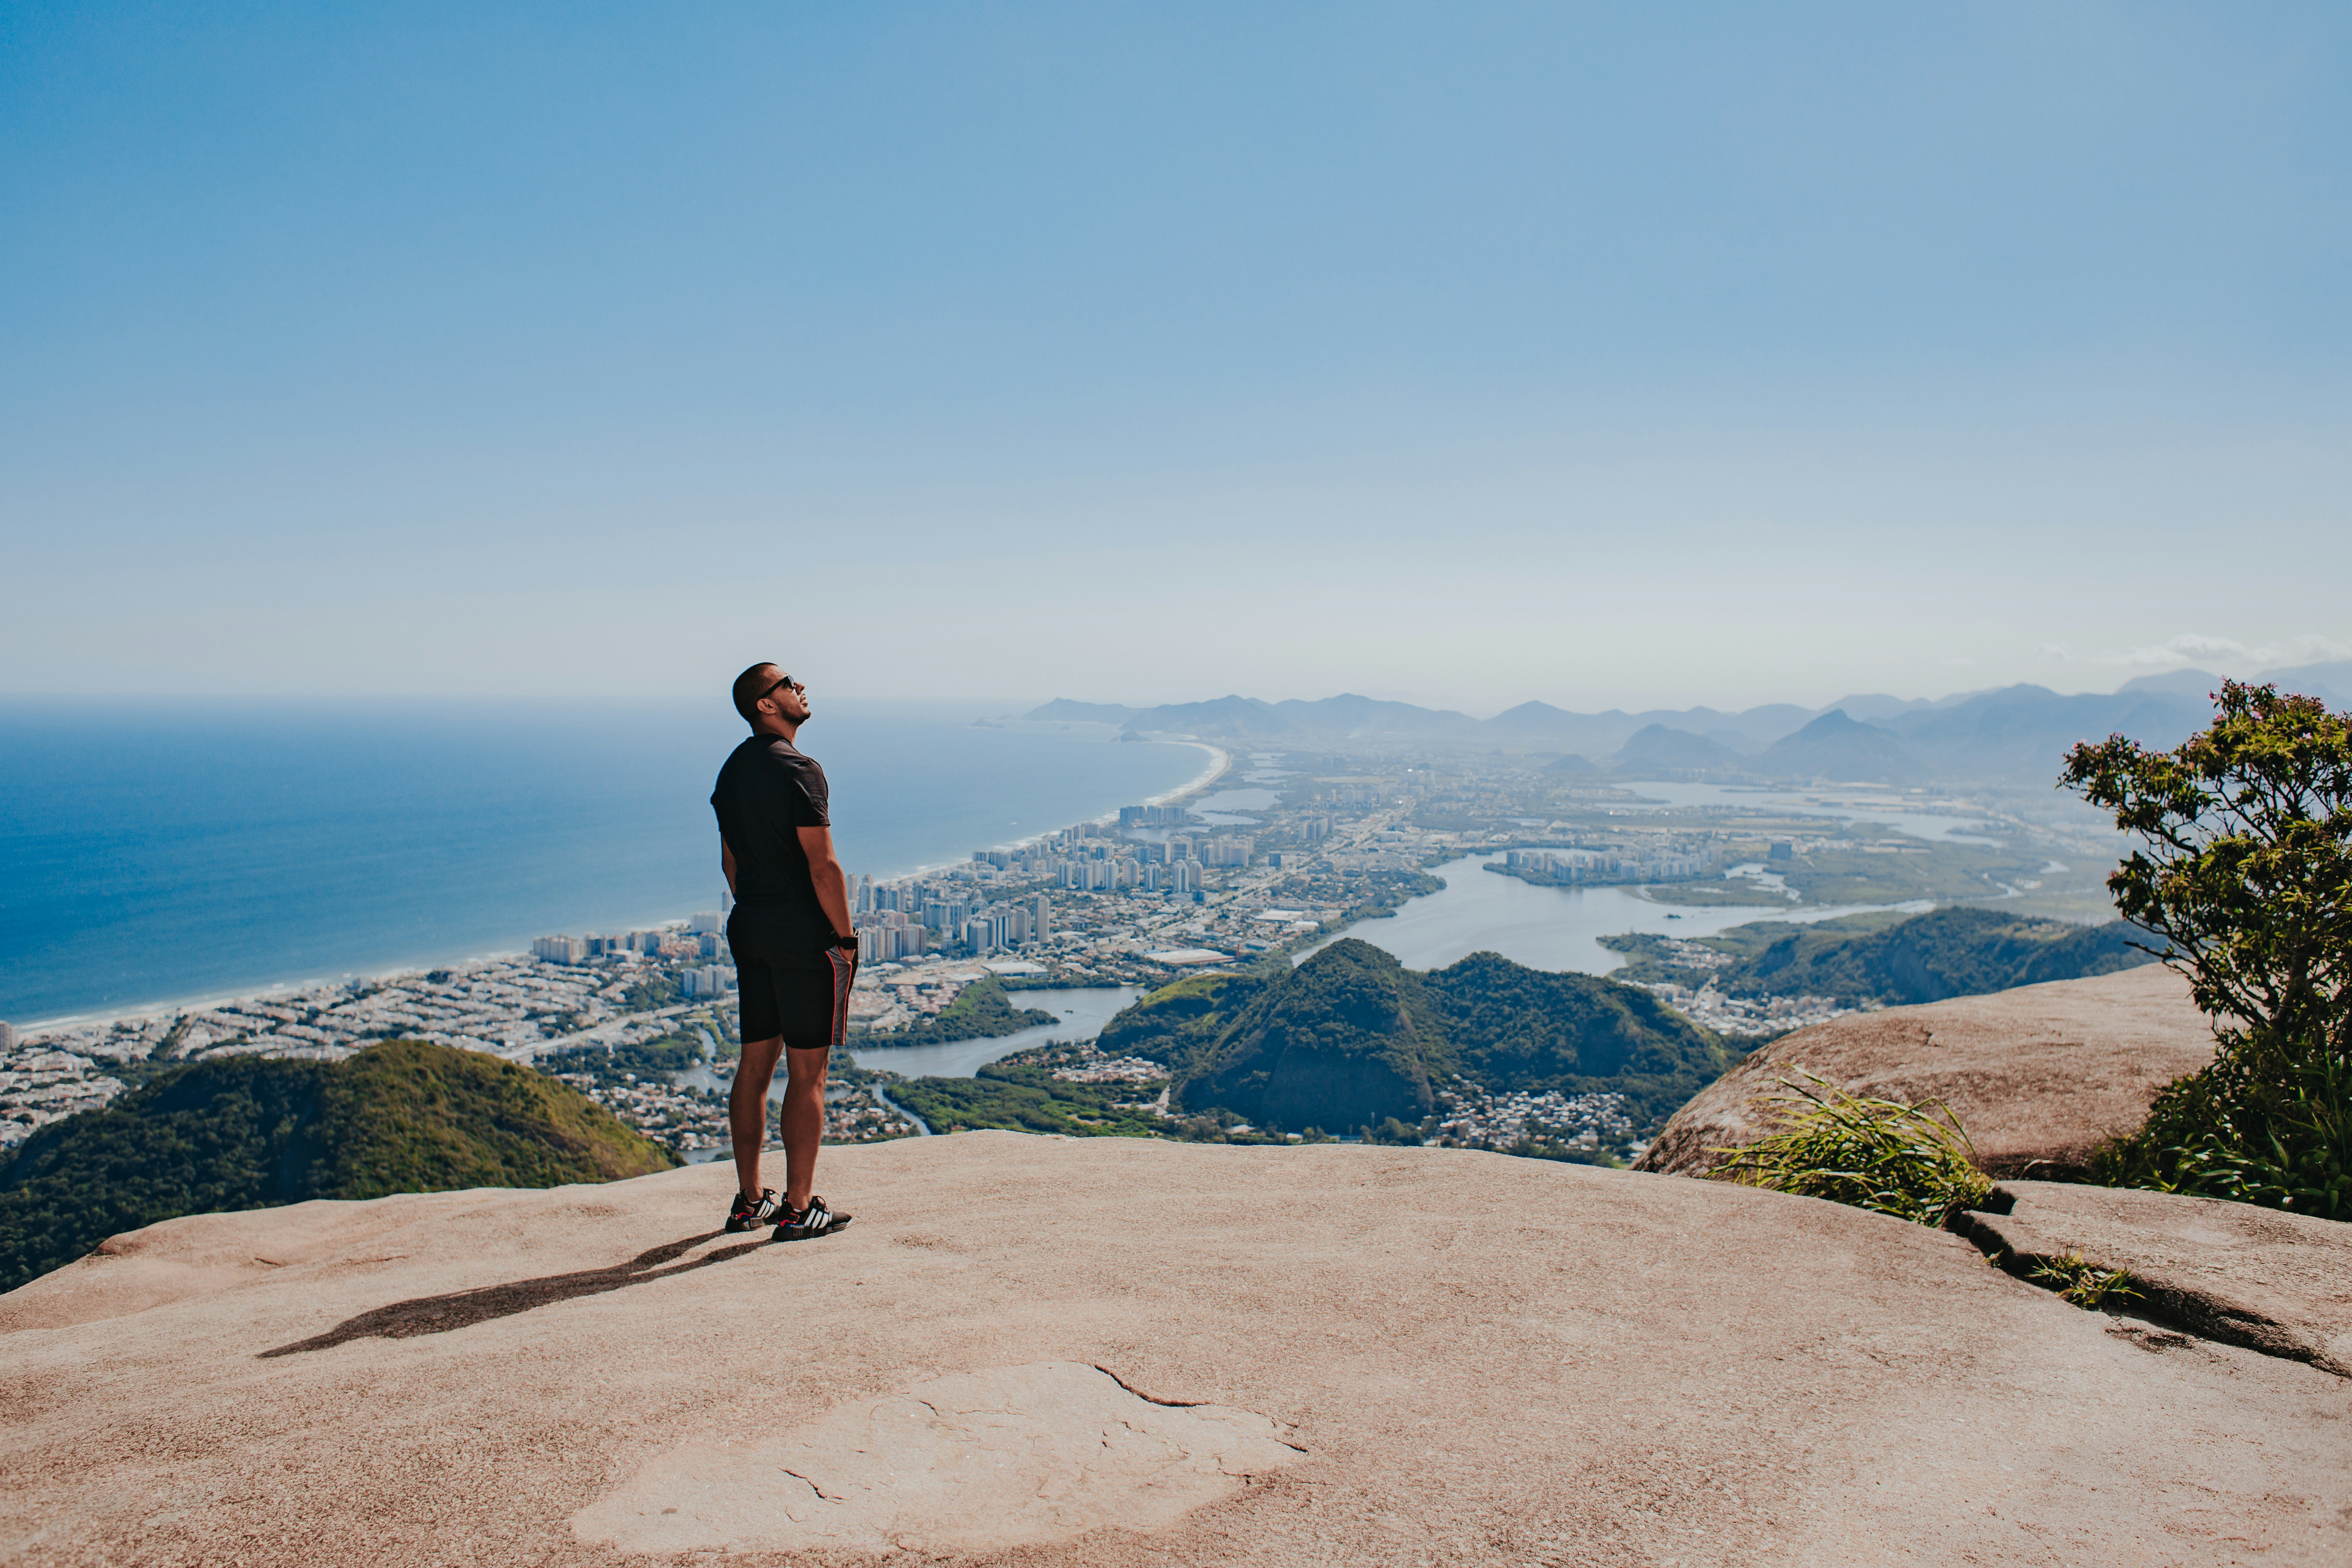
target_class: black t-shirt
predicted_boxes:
[711,733,833,950]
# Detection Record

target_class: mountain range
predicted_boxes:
[1024,661,2352,784]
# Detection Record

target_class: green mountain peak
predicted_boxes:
[1,1039,677,1293]
[1109,939,1732,1140]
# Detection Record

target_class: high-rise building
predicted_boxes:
[1031,895,1051,941]
[963,908,1020,953]
[532,935,588,964]
[1171,862,1199,895]
[685,965,737,998]
[688,910,725,934]
[0,1021,14,1051]
[855,875,874,914]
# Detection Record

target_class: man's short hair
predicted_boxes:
[732,663,781,726]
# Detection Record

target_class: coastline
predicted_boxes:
[1143,741,1231,807]
[862,738,1230,884]
[17,943,545,1035]
[14,738,1235,1039]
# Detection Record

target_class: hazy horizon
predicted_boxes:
[4,655,2338,725]
[5,5,2346,712]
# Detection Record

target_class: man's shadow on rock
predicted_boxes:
[260,1230,765,1358]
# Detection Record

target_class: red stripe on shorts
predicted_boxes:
[825,948,854,1049]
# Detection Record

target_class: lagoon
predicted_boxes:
[1188,787,1283,825]
[1607,782,2000,844]
[1302,853,1920,976]
[679,988,1141,1097]
[849,986,1143,1079]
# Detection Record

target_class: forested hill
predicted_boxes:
[866,977,1054,1044]
[0,1040,676,1293]
[1601,906,2156,1008]
[1100,940,1731,1138]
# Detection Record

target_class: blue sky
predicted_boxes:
[4,2,2347,712]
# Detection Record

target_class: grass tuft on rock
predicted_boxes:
[1710,1073,1991,1227]
[2025,1252,2139,1311]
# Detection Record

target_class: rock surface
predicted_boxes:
[1955,1179,2352,1377]
[575,1360,1302,1556]
[6,1134,2350,1565]
[1637,965,2216,1180]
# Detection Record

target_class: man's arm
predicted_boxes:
[721,838,738,899]
[797,825,854,940]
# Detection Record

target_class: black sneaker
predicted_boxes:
[776,1194,852,1242]
[726,1188,783,1234]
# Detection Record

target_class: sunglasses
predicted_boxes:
[760,675,805,703]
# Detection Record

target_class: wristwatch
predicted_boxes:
[833,932,859,952]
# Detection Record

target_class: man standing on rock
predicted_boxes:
[710,662,856,1242]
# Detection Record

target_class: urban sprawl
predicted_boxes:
[4,741,2101,1159]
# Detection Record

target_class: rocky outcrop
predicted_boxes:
[1636,965,2216,1180]
[5,1133,2349,1564]
[1954,1180,2352,1377]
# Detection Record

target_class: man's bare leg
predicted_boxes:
[729,1033,785,1200]
[779,1046,830,1211]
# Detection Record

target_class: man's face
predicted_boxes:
[760,669,812,726]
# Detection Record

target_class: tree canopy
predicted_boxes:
[2063,681,2352,1216]
[2064,681,2352,1058]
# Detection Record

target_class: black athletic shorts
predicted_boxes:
[731,938,857,1051]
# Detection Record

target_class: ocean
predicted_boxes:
[0,700,1210,1026]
